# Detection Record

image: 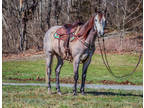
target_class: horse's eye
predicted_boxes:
[95,19,97,22]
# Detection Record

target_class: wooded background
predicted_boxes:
[2,0,143,53]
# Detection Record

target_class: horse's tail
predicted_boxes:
[43,30,52,53]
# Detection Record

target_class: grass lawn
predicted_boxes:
[2,54,143,84]
[2,85,142,108]
[2,54,143,108]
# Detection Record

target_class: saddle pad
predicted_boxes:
[54,32,75,42]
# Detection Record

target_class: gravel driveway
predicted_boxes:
[2,83,143,91]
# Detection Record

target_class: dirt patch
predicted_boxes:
[8,77,92,84]
[99,80,142,85]
[8,77,142,85]
[2,50,44,62]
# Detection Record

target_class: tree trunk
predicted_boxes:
[47,0,52,28]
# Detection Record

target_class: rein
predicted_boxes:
[98,36,142,78]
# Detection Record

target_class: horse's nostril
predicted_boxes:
[99,32,103,36]
[101,31,104,35]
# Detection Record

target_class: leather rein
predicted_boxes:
[97,34,142,78]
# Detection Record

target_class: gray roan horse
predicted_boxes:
[43,11,106,95]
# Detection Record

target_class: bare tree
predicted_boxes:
[2,0,143,53]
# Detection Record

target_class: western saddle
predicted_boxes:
[56,22,83,61]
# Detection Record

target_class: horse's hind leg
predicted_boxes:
[46,53,53,94]
[55,55,63,95]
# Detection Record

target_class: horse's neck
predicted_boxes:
[78,16,94,37]
[79,20,90,31]
[85,28,96,45]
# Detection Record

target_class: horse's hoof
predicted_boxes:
[81,92,85,95]
[57,92,62,95]
[48,89,52,94]
[73,92,77,96]
[80,89,82,93]
[80,89,85,95]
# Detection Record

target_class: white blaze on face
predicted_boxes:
[94,14,106,36]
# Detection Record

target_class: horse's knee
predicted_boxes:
[55,60,63,73]
[47,67,51,75]
[74,73,79,81]
[82,74,86,79]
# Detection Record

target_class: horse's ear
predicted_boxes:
[104,8,107,14]
[95,7,97,13]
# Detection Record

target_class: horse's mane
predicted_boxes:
[78,16,94,39]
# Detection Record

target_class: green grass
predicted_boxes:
[2,54,142,84]
[2,85,142,108]
[2,54,143,108]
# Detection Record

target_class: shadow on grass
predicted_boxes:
[85,91,143,97]
[53,90,143,97]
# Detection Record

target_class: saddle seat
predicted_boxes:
[55,22,83,41]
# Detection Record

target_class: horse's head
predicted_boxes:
[94,11,106,36]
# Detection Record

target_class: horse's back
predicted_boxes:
[44,26,61,42]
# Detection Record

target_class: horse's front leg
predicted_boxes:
[80,57,92,95]
[73,56,80,95]
[55,56,63,95]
